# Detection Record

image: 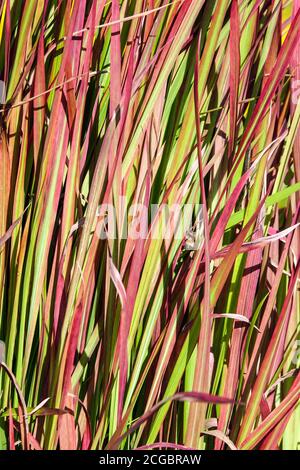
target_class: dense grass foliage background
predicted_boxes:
[0,0,299,450]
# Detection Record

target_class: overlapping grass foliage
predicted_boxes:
[0,0,299,450]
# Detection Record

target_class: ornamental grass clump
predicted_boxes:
[0,0,299,450]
